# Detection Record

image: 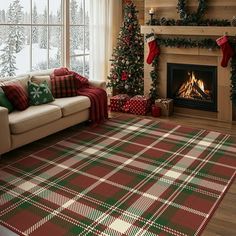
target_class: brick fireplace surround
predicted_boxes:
[142,26,234,122]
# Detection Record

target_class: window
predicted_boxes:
[0,0,92,78]
[0,0,63,76]
[69,0,89,78]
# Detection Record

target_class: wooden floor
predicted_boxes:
[1,112,236,236]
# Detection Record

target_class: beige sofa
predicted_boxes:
[0,69,106,155]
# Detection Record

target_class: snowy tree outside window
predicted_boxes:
[0,0,63,77]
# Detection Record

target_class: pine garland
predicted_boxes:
[149,56,159,102]
[157,37,218,49]
[147,18,231,27]
[230,44,236,105]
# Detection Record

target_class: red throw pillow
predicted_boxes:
[53,67,70,76]
[1,84,29,111]
[51,74,77,98]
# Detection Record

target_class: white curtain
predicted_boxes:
[89,0,122,81]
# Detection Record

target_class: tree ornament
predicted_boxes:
[231,16,236,27]
[125,84,129,90]
[122,71,128,81]
[177,0,206,23]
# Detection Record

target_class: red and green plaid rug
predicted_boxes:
[1,116,236,236]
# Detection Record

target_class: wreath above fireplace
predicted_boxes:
[177,0,207,23]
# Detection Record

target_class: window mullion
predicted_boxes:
[47,0,49,68]
[30,0,32,71]
[64,0,70,68]
[83,0,85,76]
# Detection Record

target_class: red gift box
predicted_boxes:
[110,94,130,112]
[129,95,151,115]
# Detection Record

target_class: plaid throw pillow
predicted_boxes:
[51,74,77,98]
[1,83,29,111]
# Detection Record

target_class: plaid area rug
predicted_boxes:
[1,116,236,236]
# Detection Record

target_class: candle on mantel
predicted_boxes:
[149,8,154,14]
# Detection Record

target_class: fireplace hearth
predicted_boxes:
[167,63,217,112]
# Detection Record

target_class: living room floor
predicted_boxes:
[1,112,236,236]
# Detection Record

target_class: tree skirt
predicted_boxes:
[0,116,236,236]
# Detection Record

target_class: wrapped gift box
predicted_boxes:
[130,95,151,115]
[110,94,130,112]
[155,98,173,116]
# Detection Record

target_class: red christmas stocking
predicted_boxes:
[146,34,160,64]
[216,35,235,67]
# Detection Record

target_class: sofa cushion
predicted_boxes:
[0,92,14,113]
[1,84,29,111]
[9,105,62,134]
[51,74,77,98]
[28,81,54,105]
[49,96,91,117]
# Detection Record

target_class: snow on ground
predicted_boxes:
[0,43,58,75]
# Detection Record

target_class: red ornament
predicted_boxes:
[124,0,132,5]
[125,36,130,45]
[121,71,128,81]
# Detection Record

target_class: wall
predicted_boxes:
[133,0,145,25]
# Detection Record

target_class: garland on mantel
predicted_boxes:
[157,37,218,49]
[149,56,159,102]
[230,45,236,105]
[147,18,231,27]
[149,36,236,105]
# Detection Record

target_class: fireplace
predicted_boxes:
[167,63,217,112]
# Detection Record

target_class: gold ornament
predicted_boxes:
[231,16,236,27]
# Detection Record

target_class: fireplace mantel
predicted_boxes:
[141,26,236,36]
[141,25,233,122]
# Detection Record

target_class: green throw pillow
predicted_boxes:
[28,81,54,105]
[0,92,14,113]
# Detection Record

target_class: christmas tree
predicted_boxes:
[107,0,144,96]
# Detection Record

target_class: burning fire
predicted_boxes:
[177,72,210,100]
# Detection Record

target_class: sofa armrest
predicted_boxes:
[89,80,106,90]
[0,107,11,155]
